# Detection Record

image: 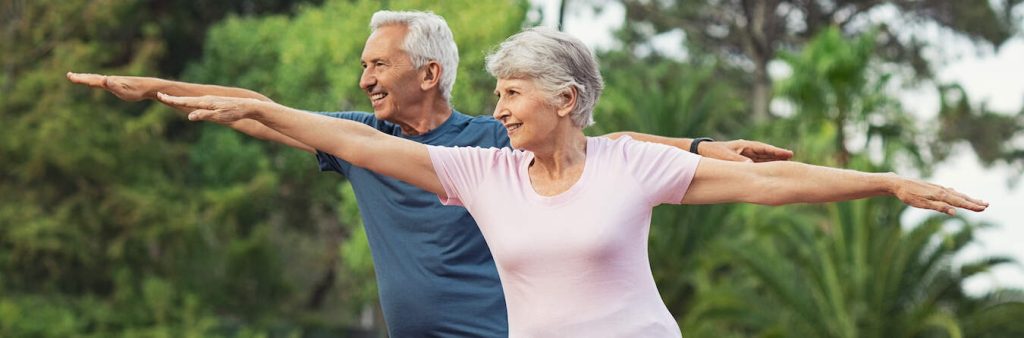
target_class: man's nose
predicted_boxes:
[359,70,375,90]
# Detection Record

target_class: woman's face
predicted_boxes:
[492,78,562,150]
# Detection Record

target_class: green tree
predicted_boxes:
[688,200,1023,338]
[0,0,339,336]
[588,43,758,324]
[773,27,918,169]
[616,0,1021,120]
[678,27,1024,338]
[610,0,1024,175]
[183,0,530,332]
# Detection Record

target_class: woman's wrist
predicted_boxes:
[876,172,902,196]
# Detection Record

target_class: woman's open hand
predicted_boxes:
[890,175,988,215]
[156,93,264,123]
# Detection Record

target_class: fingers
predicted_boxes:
[918,186,988,215]
[951,188,988,208]
[703,143,753,162]
[720,151,753,163]
[185,109,215,121]
[738,141,794,162]
[940,187,989,212]
[746,151,781,162]
[743,150,788,162]
[156,92,211,110]
[157,93,252,123]
[934,202,957,216]
[66,72,107,88]
[896,178,989,215]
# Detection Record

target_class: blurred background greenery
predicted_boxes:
[2,0,1023,337]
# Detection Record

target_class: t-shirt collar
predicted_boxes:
[402,110,467,142]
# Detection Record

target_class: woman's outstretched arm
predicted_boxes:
[67,72,316,153]
[681,157,988,215]
[157,93,445,196]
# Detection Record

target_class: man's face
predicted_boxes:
[359,25,424,121]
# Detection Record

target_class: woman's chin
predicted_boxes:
[509,139,528,150]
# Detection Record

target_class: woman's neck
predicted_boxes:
[527,128,587,195]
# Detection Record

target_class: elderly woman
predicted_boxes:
[159,28,987,337]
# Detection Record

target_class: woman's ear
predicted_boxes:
[556,86,578,118]
[420,61,442,91]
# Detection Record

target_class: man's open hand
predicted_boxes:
[66,72,153,102]
[701,139,794,163]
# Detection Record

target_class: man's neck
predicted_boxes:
[393,100,453,136]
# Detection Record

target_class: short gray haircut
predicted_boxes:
[485,27,603,128]
[370,10,459,103]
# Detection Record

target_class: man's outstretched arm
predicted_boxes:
[66,72,315,153]
[602,132,793,163]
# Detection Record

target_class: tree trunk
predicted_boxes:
[558,0,568,31]
[752,61,772,122]
[834,110,850,167]
[742,0,776,122]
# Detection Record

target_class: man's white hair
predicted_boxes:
[370,10,459,104]
[485,27,603,128]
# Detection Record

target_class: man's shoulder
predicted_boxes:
[320,111,403,133]
[466,114,503,128]
[449,111,500,128]
[445,112,508,147]
[319,111,374,122]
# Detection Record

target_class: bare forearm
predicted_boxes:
[751,161,896,205]
[226,119,314,153]
[250,104,368,156]
[158,92,441,189]
[243,102,442,194]
[146,79,312,152]
[145,79,271,102]
[686,157,985,214]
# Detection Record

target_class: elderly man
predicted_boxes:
[68,10,792,337]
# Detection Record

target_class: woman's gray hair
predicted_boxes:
[370,10,459,103]
[485,27,603,128]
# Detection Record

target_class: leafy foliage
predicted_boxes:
[1,0,1021,336]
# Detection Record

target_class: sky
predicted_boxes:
[529,0,1024,294]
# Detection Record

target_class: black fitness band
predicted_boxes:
[689,137,714,155]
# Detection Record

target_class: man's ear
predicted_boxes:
[420,61,442,91]
[556,86,578,118]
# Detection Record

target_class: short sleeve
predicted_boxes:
[314,112,376,175]
[426,145,501,207]
[622,138,702,206]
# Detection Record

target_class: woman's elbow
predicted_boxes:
[745,180,797,206]
[744,193,789,206]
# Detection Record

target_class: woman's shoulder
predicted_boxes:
[588,135,690,164]
[434,144,529,166]
[587,135,644,155]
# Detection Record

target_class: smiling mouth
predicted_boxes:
[371,92,388,103]
[505,123,522,133]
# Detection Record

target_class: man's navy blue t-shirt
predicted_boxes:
[316,111,510,337]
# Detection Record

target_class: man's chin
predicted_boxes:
[372,109,391,120]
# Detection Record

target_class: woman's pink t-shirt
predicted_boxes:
[427,136,701,337]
